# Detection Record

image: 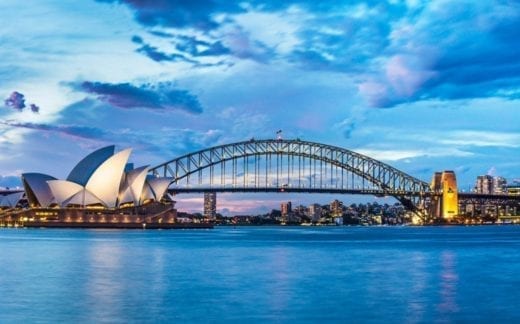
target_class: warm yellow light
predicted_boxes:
[441,171,458,219]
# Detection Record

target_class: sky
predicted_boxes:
[1,0,519,215]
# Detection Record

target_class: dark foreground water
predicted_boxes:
[1,226,519,323]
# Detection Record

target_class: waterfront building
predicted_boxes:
[0,145,196,229]
[281,201,292,224]
[475,175,508,194]
[507,185,520,196]
[493,176,507,194]
[281,201,292,215]
[307,203,321,222]
[0,191,24,208]
[330,199,343,217]
[475,175,494,194]
[21,145,171,209]
[203,192,217,220]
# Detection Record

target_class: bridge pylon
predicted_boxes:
[429,171,458,222]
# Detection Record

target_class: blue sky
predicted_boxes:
[1,0,519,214]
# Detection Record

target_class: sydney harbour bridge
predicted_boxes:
[150,139,519,221]
[1,138,517,224]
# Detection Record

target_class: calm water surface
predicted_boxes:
[1,226,519,323]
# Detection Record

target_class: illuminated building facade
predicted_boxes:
[493,176,507,194]
[0,145,199,228]
[203,192,217,220]
[475,175,507,194]
[475,175,493,194]
[330,199,343,217]
[507,185,520,196]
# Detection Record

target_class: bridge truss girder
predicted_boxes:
[150,139,431,213]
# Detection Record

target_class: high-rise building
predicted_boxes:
[475,175,507,194]
[493,176,507,194]
[280,201,292,224]
[281,201,292,215]
[307,203,321,222]
[203,192,217,220]
[330,199,343,217]
[475,175,493,194]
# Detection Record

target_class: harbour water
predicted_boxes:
[1,226,519,323]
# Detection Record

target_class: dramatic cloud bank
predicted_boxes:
[72,81,203,113]
[107,0,520,107]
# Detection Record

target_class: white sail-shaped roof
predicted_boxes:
[140,182,155,202]
[0,192,24,207]
[22,173,57,207]
[67,145,115,186]
[85,148,132,208]
[147,177,172,201]
[64,189,103,206]
[119,166,149,206]
[47,180,84,207]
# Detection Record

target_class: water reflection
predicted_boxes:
[1,226,519,323]
[406,252,428,324]
[267,247,291,315]
[85,241,124,322]
[437,251,459,318]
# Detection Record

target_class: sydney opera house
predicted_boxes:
[0,146,207,228]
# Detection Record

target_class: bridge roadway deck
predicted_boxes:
[168,187,427,196]
[169,188,520,201]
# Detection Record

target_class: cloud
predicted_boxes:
[174,35,230,57]
[4,91,42,113]
[334,118,357,139]
[102,0,244,31]
[222,27,274,63]
[4,91,26,110]
[131,36,230,67]
[487,166,497,176]
[0,120,108,141]
[439,131,520,148]
[100,0,520,109]
[71,81,203,113]
[354,148,473,162]
[29,104,40,113]
[360,1,520,107]
[135,42,197,63]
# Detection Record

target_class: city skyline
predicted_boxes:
[1,1,519,214]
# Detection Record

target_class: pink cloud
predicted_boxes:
[385,55,436,98]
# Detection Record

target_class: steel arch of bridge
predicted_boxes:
[150,139,431,208]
